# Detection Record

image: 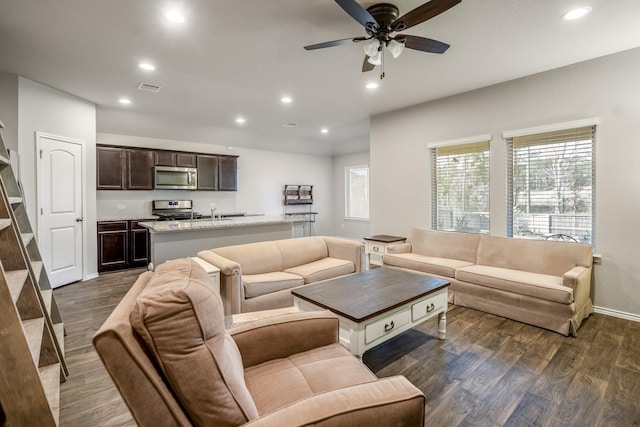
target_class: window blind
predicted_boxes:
[431,140,490,233]
[506,125,595,244]
[345,166,369,220]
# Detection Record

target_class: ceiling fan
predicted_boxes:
[304,0,461,78]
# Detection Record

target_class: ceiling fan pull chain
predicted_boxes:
[380,45,385,80]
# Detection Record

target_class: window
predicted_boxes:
[345,165,369,220]
[430,138,490,233]
[506,124,595,244]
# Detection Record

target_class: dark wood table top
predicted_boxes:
[363,235,406,243]
[291,268,449,322]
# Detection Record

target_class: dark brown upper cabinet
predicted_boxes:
[125,149,153,190]
[154,151,197,168]
[218,156,238,191]
[96,146,125,190]
[197,155,218,190]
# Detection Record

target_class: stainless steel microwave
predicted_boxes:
[154,166,197,190]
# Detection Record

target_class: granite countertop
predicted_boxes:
[138,215,294,233]
[98,216,159,222]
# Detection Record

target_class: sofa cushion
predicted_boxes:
[407,228,481,263]
[243,272,305,298]
[276,236,329,270]
[284,257,355,284]
[383,253,475,278]
[213,241,283,275]
[244,343,377,415]
[455,264,573,304]
[130,258,259,426]
[476,235,593,276]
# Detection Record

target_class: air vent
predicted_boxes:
[137,82,162,93]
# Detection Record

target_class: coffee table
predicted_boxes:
[291,268,449,357]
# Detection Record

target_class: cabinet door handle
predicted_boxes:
[426,303,435,313]
[384,321,395,332]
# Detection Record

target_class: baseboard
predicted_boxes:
[594,306,640,323]
[84,272,99,281]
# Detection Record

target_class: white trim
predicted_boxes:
[426,134,492,149]
[84,272,99,281]
[502,117,598,139]
[594,306,640,323]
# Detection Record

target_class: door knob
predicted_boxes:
[76,217,84,222]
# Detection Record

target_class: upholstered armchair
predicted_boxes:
[94,258,425,426]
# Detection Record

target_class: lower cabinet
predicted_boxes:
[98,220,150,272]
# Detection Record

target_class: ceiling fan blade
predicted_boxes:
[335,0,379,31]
[362,56,375,72]
[401,35,450,54]
[304,37,360,50]
[395,0,461,31]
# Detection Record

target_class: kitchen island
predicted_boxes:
[139,215,294,266]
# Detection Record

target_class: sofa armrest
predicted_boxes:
[562,266,590,291]
[230,311,339,368]
[243,376,425,427]
[386,242,412,254]
[323,236,365,272]
[197,250,244,315]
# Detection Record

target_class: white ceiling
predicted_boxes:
[1,0,640,156]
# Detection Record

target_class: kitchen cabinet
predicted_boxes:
[154,151,197,168]
[197,155,218,190]
[97,144,237,191]
[96,146,125,190]
[98,220,150,272]
[218,155,238,191]
[126,149,154,190]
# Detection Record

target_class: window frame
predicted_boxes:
[504,118,597,245]
[428,135,492,234]
[344,165,370,221]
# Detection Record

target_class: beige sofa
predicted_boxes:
[93,258,425,427]
[383,228,594,336]
[198,236,364,315]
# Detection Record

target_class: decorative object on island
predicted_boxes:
[0,119,67,425]
[363,234,407,269]
[283,184,317,237]
[96,144,238,191]
[93,258,426,426]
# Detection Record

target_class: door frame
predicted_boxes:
[35,131,87,284]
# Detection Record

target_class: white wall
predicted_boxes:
[97,134,334,236]
[333,151,371,239]
[0,71,19,151]
[17,77,98,278]
[370,47,640,319]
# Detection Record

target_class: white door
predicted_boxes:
[37,133,84,287]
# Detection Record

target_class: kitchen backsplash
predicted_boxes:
[96,190,238,220]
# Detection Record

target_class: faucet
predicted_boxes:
[211,207,217,224]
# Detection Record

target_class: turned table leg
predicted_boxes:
[438,311,447,339]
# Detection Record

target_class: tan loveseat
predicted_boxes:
[383,228,594,336]
[198,236,364,315]
[94,258,425,427]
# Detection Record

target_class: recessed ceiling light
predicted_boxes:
[118,98,132,105]
[281,96,292,104]
[166,10,186,23]
[321,128,329,134]
[282,122,298,128]
[235,117,246,124]
[562,6,592,20]
[138,63,156,71]
[366,82,379,90]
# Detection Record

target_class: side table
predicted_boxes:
[363,235,406,269]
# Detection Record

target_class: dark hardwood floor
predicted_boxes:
[55,270,640,426]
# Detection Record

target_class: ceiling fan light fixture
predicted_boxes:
[367,51,382,65]
[387,39,405,59]
[363,40,379,57]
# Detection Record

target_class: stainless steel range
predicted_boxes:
[152,200,202,221]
